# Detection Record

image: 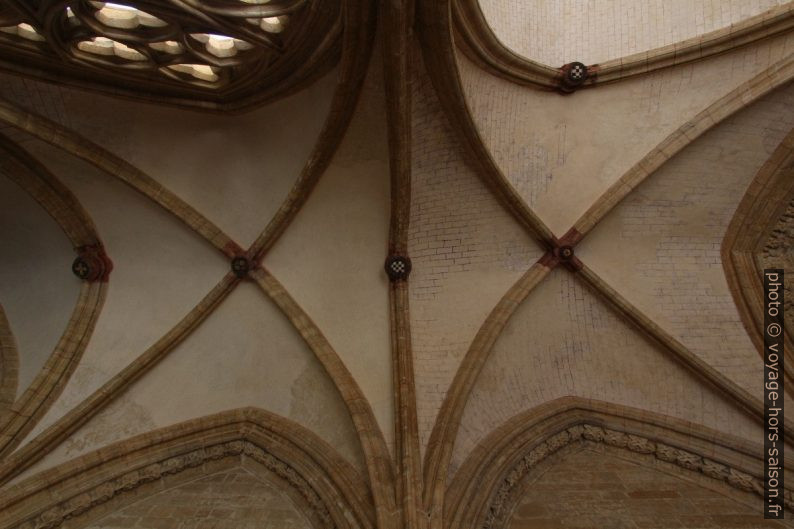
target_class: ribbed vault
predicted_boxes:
[0,2,793,529]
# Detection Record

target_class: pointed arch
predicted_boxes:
[0,408,375,529]
[723,126,794,389]
[445,397,789,529]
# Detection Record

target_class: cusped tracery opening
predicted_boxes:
[77,36,148,62]
[0,0,340,109]
[92,2,167,29]
[0,22,44,41]
[164,62,220,83]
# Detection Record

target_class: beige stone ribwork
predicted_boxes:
[260,85,393,453]
[408,46,543,456]
[388,282,422,529]
[451,267,769,472]
[417,3,794,527]
[0,5,393,524]
[571,85,794,411]
[383,3,413,258]
[458,37,794,236]
[0,67,339,248]
[249,14,393,466]
[0,67,375,477]
[574,53,794,237]
[444,398,794,529]
[0,0,375,435]
[1,3,790,529]
[0,409,375,529]
[9,141,235,447]
[477,0,791,67]
[0,274,238,486]
[246,8,395,520]
[454,0,794,89]
[452,0,557,90]
[408,42,558,509]
[0,305,18,426]
[249,0,377,261]
[724,127,794,386]
[416,0,555,251]
[0,152,81,400]
[17,280,366,477]
[0,136,98,246]
[382,1,424,528]
[421,263,551,529]
[0,283,104,461]
[251,267,398,529]
[0,135,106,461]
[0,97,239,258]
[577,264,793,439]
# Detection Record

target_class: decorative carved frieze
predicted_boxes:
[482,424,783,529]
[16,440,334,529]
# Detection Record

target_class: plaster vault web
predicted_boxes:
[0,1,793,529]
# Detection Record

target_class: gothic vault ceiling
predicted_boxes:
[0,1,793,529]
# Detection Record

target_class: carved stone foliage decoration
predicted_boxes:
[482,424,787,529]
[0,0,341,109]
[15,440,335,529]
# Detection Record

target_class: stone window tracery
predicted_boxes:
[0,0,335,103]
